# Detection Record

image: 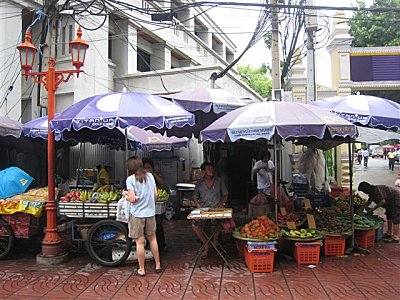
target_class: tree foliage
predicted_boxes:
[237,64,272,98]
[348,0,400,47]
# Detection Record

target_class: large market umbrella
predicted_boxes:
[309,95,400,130]
[200,101,358,145]
[25,116,189,151]
[122,126,188,151]
[164,87,246,137]
[22,115,63,141]
[50,92,195,133]
[200,101,358,227]
[0,116,22,138]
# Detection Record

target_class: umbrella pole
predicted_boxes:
[77,143,83,188]
[274,135,278,223]
[125,128,129,177]
[345,142,370,255]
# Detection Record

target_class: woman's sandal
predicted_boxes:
[134,269,146,277]
[155,267,163,274]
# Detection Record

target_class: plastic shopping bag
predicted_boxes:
[116,196,130,223]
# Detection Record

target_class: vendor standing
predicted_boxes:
[98,163,112,186]
[358,181,400,243]
[192,162,228,258]
[252,149,275,199]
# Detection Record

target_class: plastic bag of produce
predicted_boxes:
[0,167,33,199]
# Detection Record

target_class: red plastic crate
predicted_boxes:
[244,245,275,273]
[294,242,321,265]
[355,229,375,249]
[324,236,346,256]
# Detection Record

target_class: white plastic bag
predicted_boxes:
[116,196,130,223]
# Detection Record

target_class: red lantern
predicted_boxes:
[69,26,89,71]
[17,28,38,74]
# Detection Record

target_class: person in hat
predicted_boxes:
[98,162,112,186]
[358,181,400,243]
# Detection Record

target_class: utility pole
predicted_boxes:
[271,0,281,100]
[305,0,317,102]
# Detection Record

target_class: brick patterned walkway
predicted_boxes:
[0,220,399,299]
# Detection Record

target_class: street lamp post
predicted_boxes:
[17,26,88,259]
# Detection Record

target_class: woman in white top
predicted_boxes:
[126,157,161,276]
[252,149,275,196]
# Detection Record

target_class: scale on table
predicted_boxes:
[176,183,196,212]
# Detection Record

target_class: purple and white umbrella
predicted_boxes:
[0,116,22,138]
[122,126,188,151]
[200,101,358,148]
[22,115,63,141]
[309,95,400,130]
[163,87,246,137]
[26,115,188,151]
[50,92,195,133]
[167,87,246,114]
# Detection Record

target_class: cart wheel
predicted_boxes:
[87,220,132,267]
[0,219,14,259]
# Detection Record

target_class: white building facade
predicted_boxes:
[1,0,263,184]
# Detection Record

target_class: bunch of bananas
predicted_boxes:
[96,191,122,203]
[157,188,169,201]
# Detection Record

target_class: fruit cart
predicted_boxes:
[58,193,168,267]
[0,189,48,259]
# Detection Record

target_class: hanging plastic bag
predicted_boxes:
[116,196,130,223]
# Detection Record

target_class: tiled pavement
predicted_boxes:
[0,220,399,300]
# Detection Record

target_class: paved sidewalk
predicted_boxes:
[0,219,399,300]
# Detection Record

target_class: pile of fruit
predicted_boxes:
[60,189,122,203]
[282,228,323,239]
[236,215,280,240]
[157,188,169,202]
[354,214,384,229]
[277,213,303,226]
[334,193,368,214]
[311,209,351,234]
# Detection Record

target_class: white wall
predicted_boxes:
[0,3,22,120]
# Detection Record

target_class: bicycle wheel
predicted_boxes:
[0,219,14,259]
[87,219,132,267]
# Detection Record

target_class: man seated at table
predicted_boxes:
[191,162,228,258]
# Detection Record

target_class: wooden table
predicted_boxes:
[187,208,233,267]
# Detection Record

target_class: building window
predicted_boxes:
[68,25,73,54]
[108,32,113,60]
[137,49,151,72]
[61,26,66,55]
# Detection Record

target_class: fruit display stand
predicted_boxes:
[57,201,133,267]
[0,188,49,259]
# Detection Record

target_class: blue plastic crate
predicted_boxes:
[375,226,384,242]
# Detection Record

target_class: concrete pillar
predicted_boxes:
[327,11,354,186]
[151,43,171,70]
[0,3,22,120]
[327,11,353,95]
[286,48,307,103]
